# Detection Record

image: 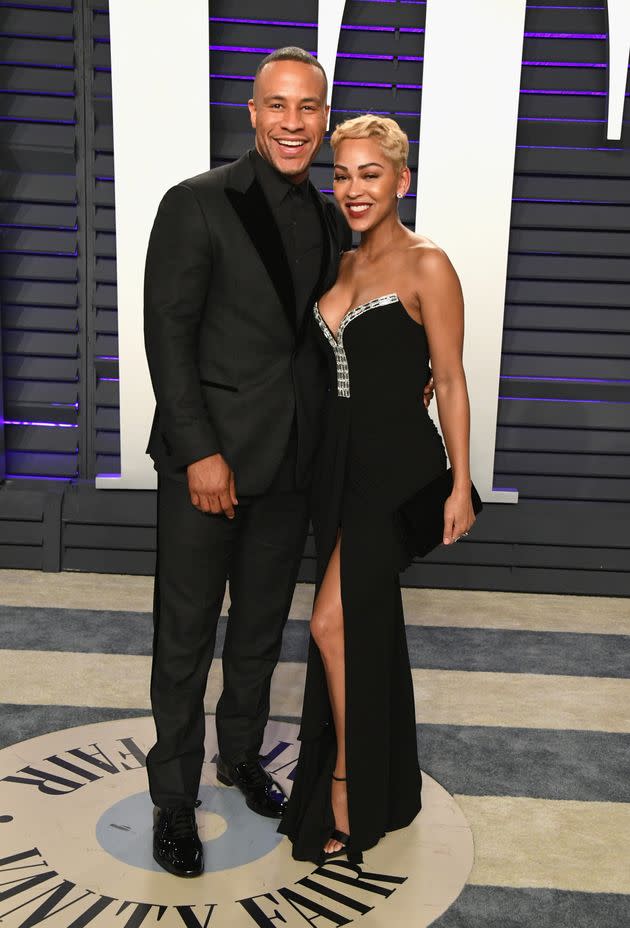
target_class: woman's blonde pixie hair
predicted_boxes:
[330,114,409,172]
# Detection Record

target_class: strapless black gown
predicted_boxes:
[278,293,447,863]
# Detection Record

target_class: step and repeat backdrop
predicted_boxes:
[1,0,629,594]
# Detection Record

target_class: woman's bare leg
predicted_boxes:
[310,535,348,854]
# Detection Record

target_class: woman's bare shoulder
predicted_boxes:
[337,248,357,275]
[404,234,458,282]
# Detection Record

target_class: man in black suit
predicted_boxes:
[143,47,351,877]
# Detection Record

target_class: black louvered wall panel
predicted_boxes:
[1,0,629,594]
[0,295,4,479]
[0,0,82,483]
[85,0,117,478]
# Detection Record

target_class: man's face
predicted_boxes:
[248,60,329,184]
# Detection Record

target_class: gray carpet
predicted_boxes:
[432,885,630,927]
[1,593,628,925]
[2,605,628,678]
[2,705,627,803]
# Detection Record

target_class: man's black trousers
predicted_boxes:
[146,448,309,809]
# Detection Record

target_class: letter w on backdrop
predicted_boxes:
[102,0,630,500]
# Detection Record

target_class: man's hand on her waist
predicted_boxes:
[423,373,435,409]
[187,453,238,518]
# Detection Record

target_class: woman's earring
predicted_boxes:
[396,193,403,199]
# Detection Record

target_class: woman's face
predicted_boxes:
[332,137,409,232]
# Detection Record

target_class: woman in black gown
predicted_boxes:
[278,115,476,864]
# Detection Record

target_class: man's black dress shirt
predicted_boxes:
[252,148,324,326]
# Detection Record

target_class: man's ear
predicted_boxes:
[247,98,256,129]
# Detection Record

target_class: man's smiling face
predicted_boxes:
[248,60,329,184]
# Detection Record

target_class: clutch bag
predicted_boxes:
[397,468,483,560]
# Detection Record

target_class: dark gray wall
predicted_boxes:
[1,0,629,595]
[0,291,4,482]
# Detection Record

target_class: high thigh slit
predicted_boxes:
[310,533,348,852]
[278,294,447,863]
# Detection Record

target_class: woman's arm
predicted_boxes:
[414,246,476,544]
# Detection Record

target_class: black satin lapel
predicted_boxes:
[298,195,335,341]
[226,180,296,333]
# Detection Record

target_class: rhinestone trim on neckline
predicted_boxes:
[313,292,399,398]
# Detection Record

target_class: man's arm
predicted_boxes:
[144,184,238,518]
[340,208,353,253]
[328,197,353,254]
[143,183,219,468]
[341,215,352,253]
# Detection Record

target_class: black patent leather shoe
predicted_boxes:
[216,756,287,818]
[153,803,203,877]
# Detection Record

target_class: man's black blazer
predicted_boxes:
[144,150,351,495]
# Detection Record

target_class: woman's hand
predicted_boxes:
[443,486,476,545]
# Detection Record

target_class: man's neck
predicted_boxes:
[254,144,310,186]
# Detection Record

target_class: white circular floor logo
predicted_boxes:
[0,716,473,927]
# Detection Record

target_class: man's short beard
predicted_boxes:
[278,164,304,175]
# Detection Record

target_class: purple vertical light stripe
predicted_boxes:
[5,474,76,482]
[512,196,621,203]
[2,60,73,69]
[334,80,393,88]
[209,16,315,27]
[516,144,624,151]
[524,32,607,39]
[522,60,608,68]
[499,396,630,405]
[0,222,79,232]
[341,24,395,32]
[0,2,74,11]
[526,6,605,10]
[520,89,611,96]
[210,73,252,81]
[337,53,394,61]
[0,250,79,257]
[520,117,611,123]
[332,107,392,115]
[501,376,630,385]
[210,45,283,55]
[0,116,76,125]
[4,420,78,428]
[0,88,75,98]
[1,31,73,41]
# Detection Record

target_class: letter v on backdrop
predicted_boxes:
[102,1,630,497]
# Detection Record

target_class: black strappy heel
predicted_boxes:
[320,774,363,865]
